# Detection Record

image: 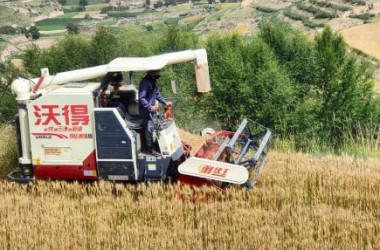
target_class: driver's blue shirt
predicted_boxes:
[139,75,166,113]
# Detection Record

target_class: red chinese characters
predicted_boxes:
[199,165,229,177]
[33,105,89,126]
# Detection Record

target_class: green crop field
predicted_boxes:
[58,12,80,18]
[65,0,106,6]
[86,3,110,11]
[36,18,85,31]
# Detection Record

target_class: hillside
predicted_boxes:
[1,0,380,62]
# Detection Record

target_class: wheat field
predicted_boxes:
[1,123,380,250]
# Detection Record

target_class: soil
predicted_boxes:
[1,35,58,62]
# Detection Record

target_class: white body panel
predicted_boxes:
[27,83,99,166]
[157,121,183,161]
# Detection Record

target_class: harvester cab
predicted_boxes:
[8,49,271,189]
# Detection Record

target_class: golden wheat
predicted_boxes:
[0,148,379,249]
[0,124,18,177]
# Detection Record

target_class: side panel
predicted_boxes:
[34,151,97,179]
[27,87,98,180]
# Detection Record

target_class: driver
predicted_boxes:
[138,69,172,155]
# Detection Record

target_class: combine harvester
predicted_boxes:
[8,49,271,189]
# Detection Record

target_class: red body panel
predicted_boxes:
[194,130,234,159]
[179,130,234,189]
[34,150,98,180]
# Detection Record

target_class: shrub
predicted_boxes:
[310,0,352,11]
[107,11,140,18]
[283,9,324,29]
[296,1,337,19]
[256,6,278,13]
[343,0,366,6]
[66,22,79,34]
[283,8,306,21]
[349,13,375,20]
[0,25,17,35]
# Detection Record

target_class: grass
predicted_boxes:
[37,25,68,31]
[229,24,249,35]
[58,12,80,18]
[206,4,239,22]
[97,18,118,26]
[85,3,110,11]
[0,36,7,47]
[216,3,239,10]
[180,14,208,27]
[0,6,30,27]
[167,4,191,11]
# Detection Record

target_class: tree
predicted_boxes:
[17,24,380,152]
[146,25,153,32]
[258,20,319,97]
[313,26,377,146]
[79,0,88,10]
[157,25,197,52]
[89,27,120,65]
[20,44,44,75]
[202,34,297,131]
[29,26,40,40]
[0,62,22,123]
[23,26,40,40]
[21,36,91,75]
[66,22,79,34]
[154,1,163,8]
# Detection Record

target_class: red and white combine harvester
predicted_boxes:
[9,49,271,189]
